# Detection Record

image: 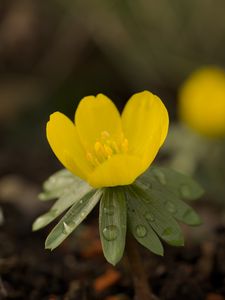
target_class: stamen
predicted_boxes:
[104,145,113,157]
[86,152,99,167]
[94,141,103,153]
[121,138,129,152]
[111,141,119,153]
[86,131,129,168]
[101,131,110,139]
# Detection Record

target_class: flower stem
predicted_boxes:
[126,234,158,300]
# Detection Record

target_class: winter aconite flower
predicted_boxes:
[178,67,225,138]
[33,90,203,265]
[47,91,169,188]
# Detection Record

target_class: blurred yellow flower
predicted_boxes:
[178,67,225,138]
[47,91,169,188]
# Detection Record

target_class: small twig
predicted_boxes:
[126,234,159,300]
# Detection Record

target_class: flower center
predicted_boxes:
[86,131,129,167]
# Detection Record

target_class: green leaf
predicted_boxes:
[146,188,202,226]
[130,185,184,247]
[136,166,202,226]
[45,189,102,250]
[126,187,164,255]
[39,169,85,201]
[33,177,92,231]
[138,166,204,201]
[99,187,127,265]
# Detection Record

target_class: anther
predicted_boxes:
[101,131,110,139]
[121,138,129,152]
[104,145,113,157]
[86,131,129,168]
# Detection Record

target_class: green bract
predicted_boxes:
[33,166,203,265]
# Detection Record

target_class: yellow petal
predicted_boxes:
[47,112,92,180]
[87,154,143,188]
[178,67,225,137]
[122,91,169,170]
[75,94,122,150]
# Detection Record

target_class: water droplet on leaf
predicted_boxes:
[63,222,73,234]
[165,201,177,214]
[135,225,147,238]
[162,227,173,237]
[154,170,167,185]
[182,209,201,225]
[142,193,151,203]
[180,184,191,199]
[141,181,152,190]
[102,225,118,241]
[103,205,115,216]
[145,212,155,222]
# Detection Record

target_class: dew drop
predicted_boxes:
[144,196,151,203]
[165,201,177,214]
[135,225,147,238]
[80,212,85,218]
[145,212,155,222]
[154,170,167,185]
[162,227,173,237]
[103,205,115,216]
[102,225,118,241]
[180,184,191,199]
[63,222,73,234]
[140,181,152,190]
[79,199,83,204]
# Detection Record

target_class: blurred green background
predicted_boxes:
[1,0,225,184]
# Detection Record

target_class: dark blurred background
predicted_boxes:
[1,0,225,187]
[0,0,225,216]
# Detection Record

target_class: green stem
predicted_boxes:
[126,234,159,300]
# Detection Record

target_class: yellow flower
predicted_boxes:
[178,67,225,138]
[47,91,169,188]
